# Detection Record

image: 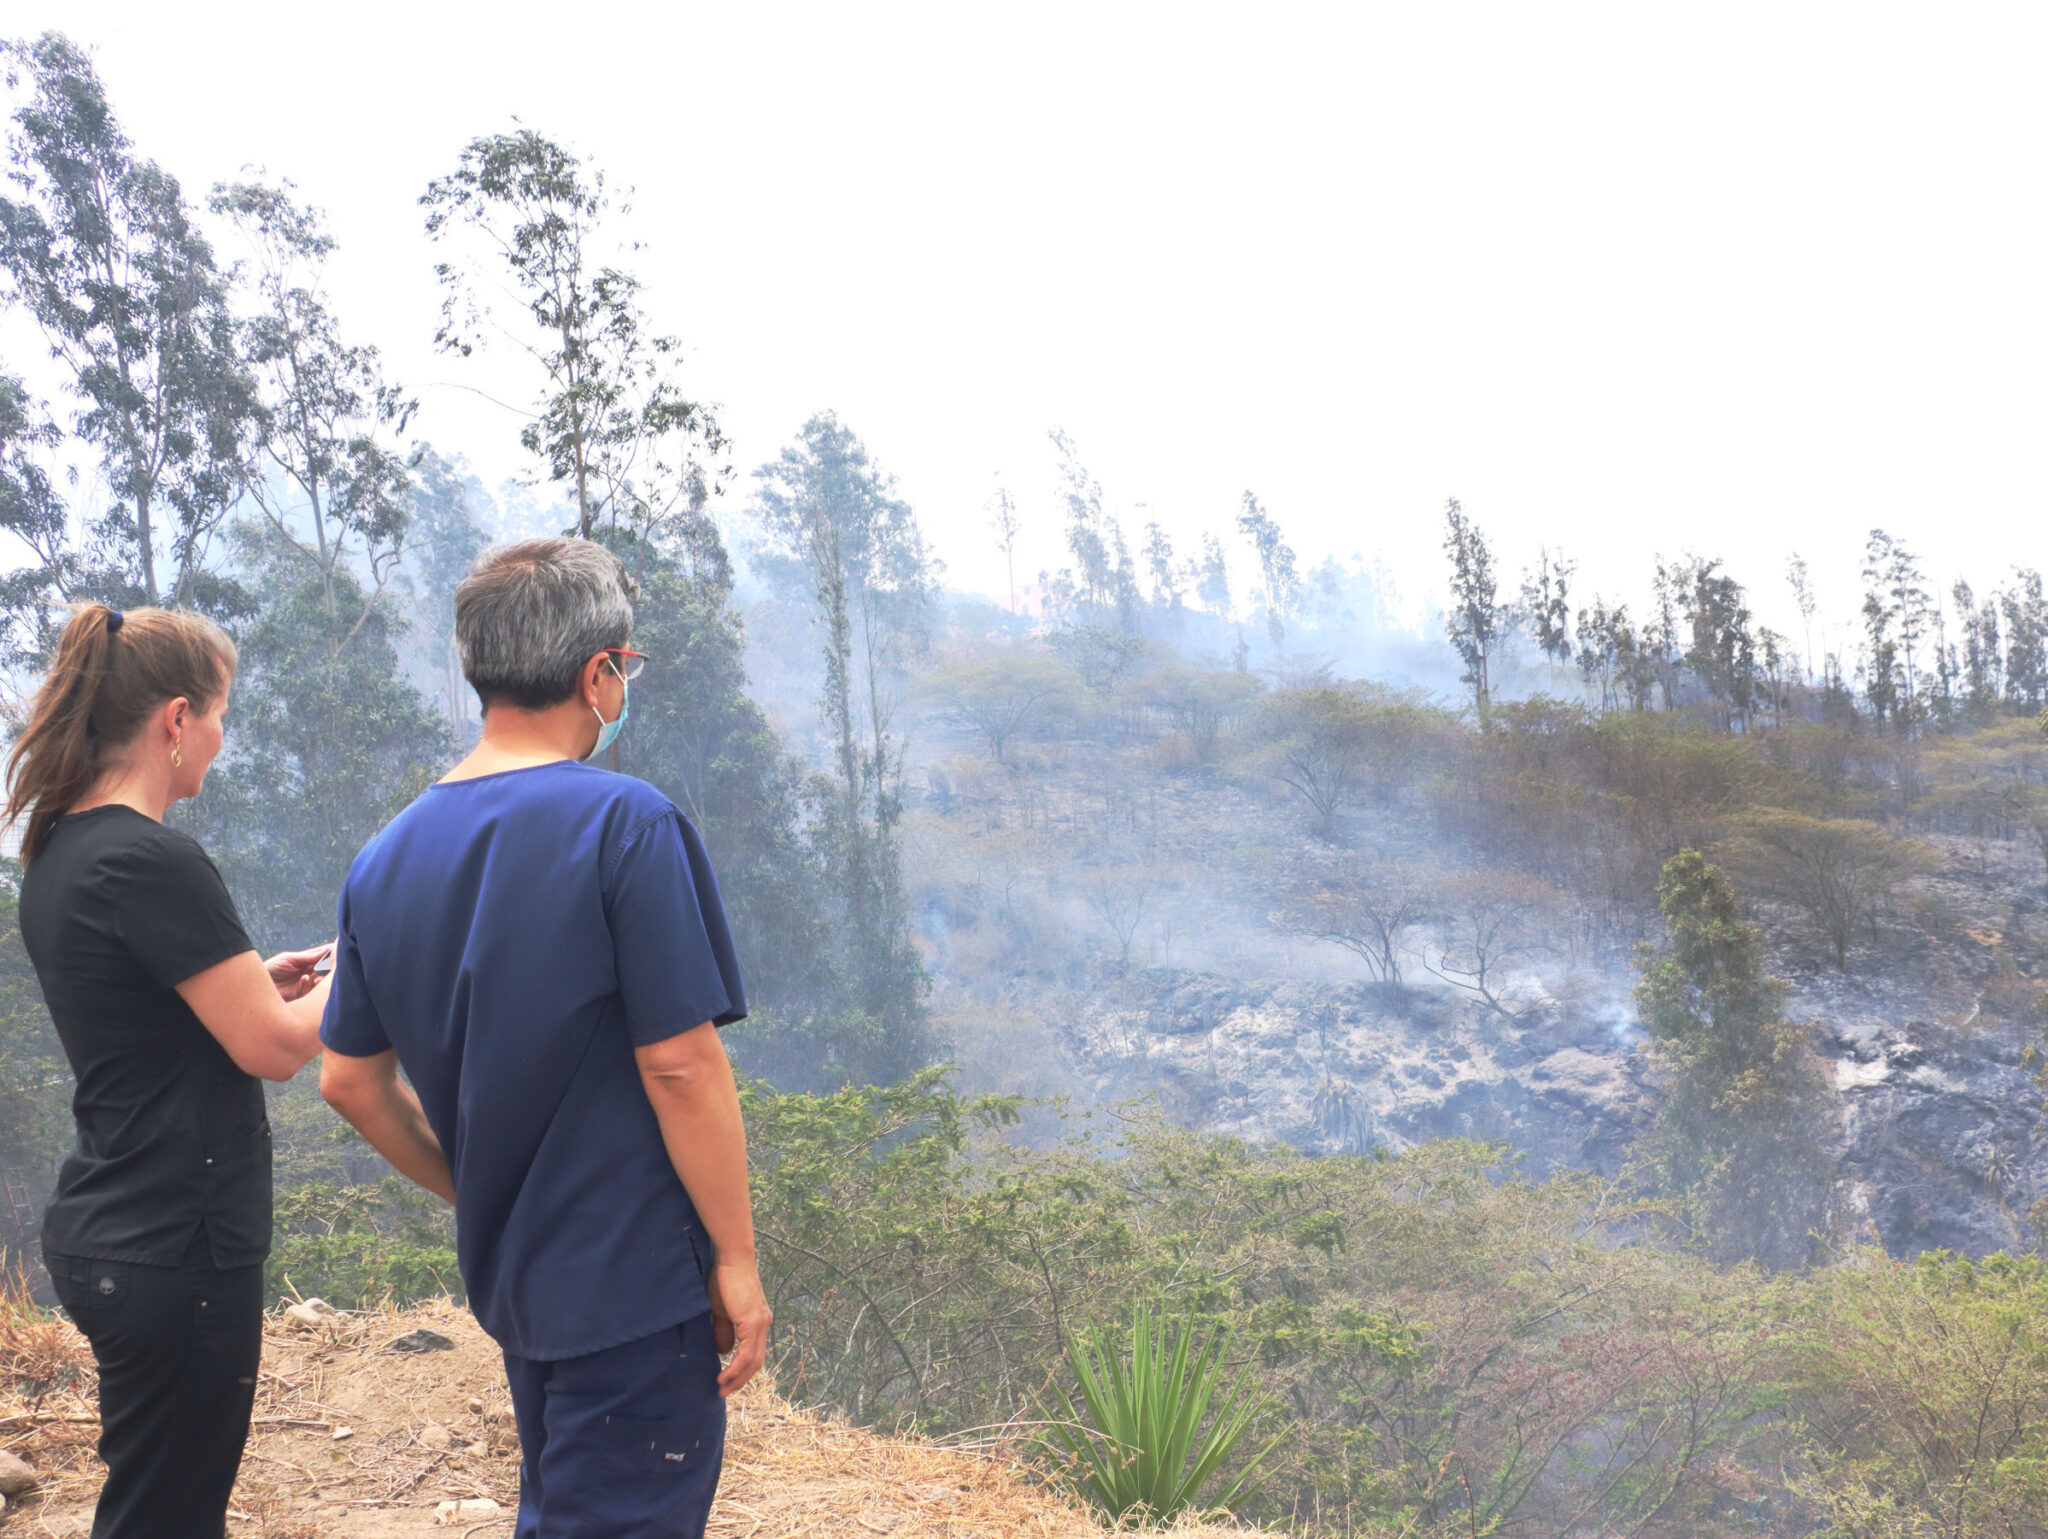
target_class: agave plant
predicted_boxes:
[1042,1301,1282,1527]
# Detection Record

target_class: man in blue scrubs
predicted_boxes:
[318,537,771,1539]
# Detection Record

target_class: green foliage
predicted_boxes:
[1635,851,1834,1266]
[267,1179,459,1309]
[1787,1249,2048,1536]
[0,874,70,1242]
[743,1070,1784,1534]
[183,526,451,947]
[1044,1301,1280,1526]
[1718,809,1936,970]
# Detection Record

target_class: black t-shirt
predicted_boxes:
[19,806,268,1267]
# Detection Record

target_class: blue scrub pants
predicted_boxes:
[503,1309,727,1539]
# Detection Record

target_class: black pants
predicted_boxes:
[45,1234,263,1539]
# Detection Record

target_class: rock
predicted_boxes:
[417,1423,453,1451]
[385,1328,456,1354]
[332,1425,354,1441]
[467,1396,484,1414]
[435,1497,503,1523]
[0,1450,37,1497]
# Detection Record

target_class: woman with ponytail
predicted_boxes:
[6,603,335,1539]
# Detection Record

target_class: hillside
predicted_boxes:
[897,681,2048,1261]
[0,1290,1236,1538]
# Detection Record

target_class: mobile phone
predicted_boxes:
[313,947,335,977]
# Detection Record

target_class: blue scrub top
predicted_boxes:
[320,759,747,1360]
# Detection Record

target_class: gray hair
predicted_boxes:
[454,538,638,711]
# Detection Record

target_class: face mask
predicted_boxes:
[586,658,629,762]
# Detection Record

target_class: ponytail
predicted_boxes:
[4,605,238,862]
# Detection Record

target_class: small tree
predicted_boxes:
[1634,850,1834,1266]
[921,655,1074,765]
[1424,870,1560,1018]
[1083,861,1168,972]
[1280,859,1432,986]
[1719,811,1934,970]
[1140,666,1263,762]
[1263,687,1376,839]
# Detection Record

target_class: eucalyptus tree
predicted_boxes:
[1195,531,1231,616]
[1678,557,1759,732]
[1861,529,1934,731]
[1142,520,1182,612]
[987,483,1021,613]
[212,177,413,652]
[1441,498,1509,721]
[1235,490,1299,646]
[1521,547,1574,689]
[2002,570,2047,710]
[421,127,726,542]
[0,31,254,604]
[0,370,71,661]
[751,412,937,1067]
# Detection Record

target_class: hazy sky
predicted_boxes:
[10,2,2046,657]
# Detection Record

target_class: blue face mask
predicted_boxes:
[586,658,629,762]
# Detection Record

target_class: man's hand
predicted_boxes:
[707,1256,771,1398]
[265,945,331,1001]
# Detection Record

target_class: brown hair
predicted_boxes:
[4,604,238,862]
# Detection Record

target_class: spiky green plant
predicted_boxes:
[1042,1302,1282,1527]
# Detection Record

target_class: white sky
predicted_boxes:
[9,1,2047,657]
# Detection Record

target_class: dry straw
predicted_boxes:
[0,1275,1256,1536]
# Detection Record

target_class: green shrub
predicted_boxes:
[266,1179,459,1309]
[1043,1301,1279,1526]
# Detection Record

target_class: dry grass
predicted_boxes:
[0,1278,1256,1537]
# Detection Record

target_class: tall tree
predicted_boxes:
[751,413,937,1075]
[211,177,413,649]
[1786,552,1818,685]
[1522,547,1574,689]
[1441,499,1509,721]
[402,449,493,733]
[1862,530,1934,732]
[1045,428,1137,629]
[1953,578,2003,721]
[1195,531,1231,616]
[1236,490,1300,647]
[0,369,71,662]
[0,32,254,603]
[987,483,1020,614]
[421,128,726,541]
[2002,570,2047,711]
[1679,558,1759,732]
[1142,520,1181,612]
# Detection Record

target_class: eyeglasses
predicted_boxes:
[603,649,646,682]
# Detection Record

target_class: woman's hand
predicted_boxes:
[265,945,331,1002]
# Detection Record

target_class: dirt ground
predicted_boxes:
[0,1294,1248,1537]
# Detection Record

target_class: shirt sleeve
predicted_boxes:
[318,886,391,1058]
[604,808,748,1048]
[113,830,255,989]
